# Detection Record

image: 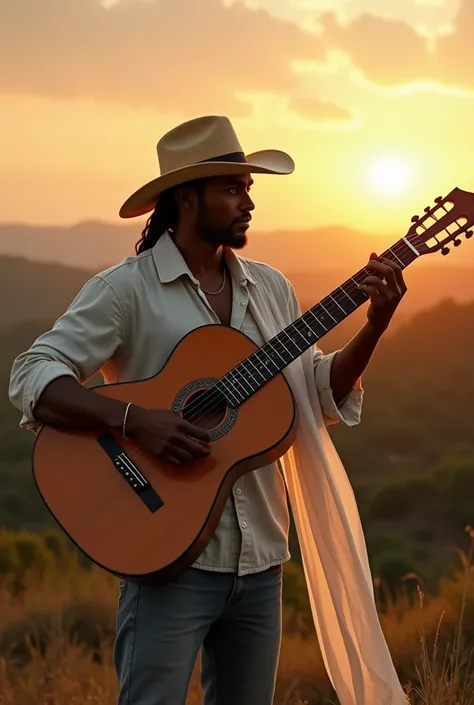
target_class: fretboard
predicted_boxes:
[215,237,419,408]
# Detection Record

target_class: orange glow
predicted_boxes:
[0,0,472,241]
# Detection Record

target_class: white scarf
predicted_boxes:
[247,271,408,705]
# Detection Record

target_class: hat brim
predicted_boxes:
[118,149,294,219]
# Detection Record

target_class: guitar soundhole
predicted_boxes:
[181,388,227,431]
[172,377,238,441]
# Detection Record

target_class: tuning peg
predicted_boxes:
[453,238,461,247]
[411,215,420,222]
[434,196,443,204]
[466,230,473,239]
[424,206,431,213]
[441,247,450,255]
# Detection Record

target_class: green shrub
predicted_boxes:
[370,478,438,520]
[0,529,55,580]
[441,465,474,529]
[411,528,436,543]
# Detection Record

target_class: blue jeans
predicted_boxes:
[113,565,283,705]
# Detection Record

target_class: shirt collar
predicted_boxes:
[152,230,196,284]
[151,230,258,287]
[224,247,258,287]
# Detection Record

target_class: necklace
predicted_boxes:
[200,266,226,295]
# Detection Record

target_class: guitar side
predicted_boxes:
[31,325,297,583]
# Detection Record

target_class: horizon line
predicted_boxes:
[0,219,399,238]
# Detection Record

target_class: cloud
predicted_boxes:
[321,13,432,86]
[289,96,353,123]
[2,0,466,125]
[0,0,328,115]
[319,0,474,91]
[228,0,459,37]
[435,0,474,87]
[333,0,458,26]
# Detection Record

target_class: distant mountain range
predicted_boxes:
[2,219,474,272]
[1,252,473,355]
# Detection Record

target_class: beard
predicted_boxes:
[195,200,248,249]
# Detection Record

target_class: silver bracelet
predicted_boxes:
[122,402,132,439]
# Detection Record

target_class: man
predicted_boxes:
[9,115,408,705]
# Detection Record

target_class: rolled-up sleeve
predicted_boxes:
[285,277,364,427]
[312,348,363,427]
[8,275,126,431]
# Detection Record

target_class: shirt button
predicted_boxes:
[240,300,246,306]
[235,487,242,495]
[241,521,248,529]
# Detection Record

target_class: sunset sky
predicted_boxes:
[1,0,472,236]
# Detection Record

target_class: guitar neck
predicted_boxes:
[216,237,419,408]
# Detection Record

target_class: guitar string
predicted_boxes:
[125,207,464,463]
[180,237,417,427]
[126,216,462,439]
[181,213,467,427]
[180,226,453,427]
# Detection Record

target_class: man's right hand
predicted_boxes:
[125,406,212,466]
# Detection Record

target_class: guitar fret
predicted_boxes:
[219,237,419,407]
[226,371,247,401]
[216,377,241,406]
[319,301,337,323]
[339,286,357,306]
[350,277,360,289]
[307,309,328,333]
[223,364,257,400]
[291,322,310,346]
[243,356,267,383]
[328,293,347,315]
[276,335,293,358]
[263,341,287,366]
[257,347,283,372]
[283,330,304,356]
[238,362,260,390]
[299,317,316,338]
[251,351,274,378]
[388,247,403,266]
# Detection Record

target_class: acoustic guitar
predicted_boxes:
[31,187,474,584]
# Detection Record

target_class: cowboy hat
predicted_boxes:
[119,115,295,219]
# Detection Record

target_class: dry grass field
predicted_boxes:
[0,528,473,705]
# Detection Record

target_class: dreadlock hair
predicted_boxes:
[135,179,207,255]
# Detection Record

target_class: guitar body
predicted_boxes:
[32,325,297,584]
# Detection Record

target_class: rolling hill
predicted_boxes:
[3,218,474,273]
[0,221,393,271]
[1,252,474,354]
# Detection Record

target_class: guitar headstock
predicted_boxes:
[406,187,474,256]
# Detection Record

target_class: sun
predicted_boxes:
[367,157,413,196]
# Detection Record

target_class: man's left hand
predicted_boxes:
[358,252,407,336]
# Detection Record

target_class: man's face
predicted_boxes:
[194,174,255,249]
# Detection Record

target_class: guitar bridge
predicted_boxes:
[97,433,163,513]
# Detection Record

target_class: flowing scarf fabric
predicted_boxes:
[246,268,408,705]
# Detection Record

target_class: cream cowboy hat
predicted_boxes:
[119,115,295,218]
